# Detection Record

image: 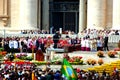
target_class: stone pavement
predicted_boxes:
[38,42,119,70]
[38,51,120,70]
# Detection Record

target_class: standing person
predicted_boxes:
[85,38,91,51]
[97,37,103,51]
[53,31,60,48]
[9,38,14,53]
[81,37,86,51]
[103,34,109,51]
[4,39,10,53]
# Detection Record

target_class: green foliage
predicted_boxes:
[0,48,4,52]
[0,54,3,58]
[26,56,33,61]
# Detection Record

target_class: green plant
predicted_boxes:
[26,56,33,61]
[0,54,3,58]
[0,48,4,52]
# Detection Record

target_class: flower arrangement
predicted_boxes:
[51,56,62,65]
[98,58,104,65]
[63,53,70,60]
[31,61,48,65]
[107,51,117,57]
[114,48,120,51]
[68,56,83,65]
[31,56,84,65]
[16,53,27,60]
[4,53,15,61]
[16,53,33,61]
[97,51,104,57]
[0,48,7,56]
[86,59,97,65]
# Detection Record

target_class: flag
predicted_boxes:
[61,58,77,80]
[32,71,37,80]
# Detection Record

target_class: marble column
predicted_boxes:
[0,0,9,27]
[42,0,49,30]
[87,0,107,30]
[37,0,41,29]
[19,0,38,30]
[10,0,20,29]
[112,0,120,30]
[79,0,87,33]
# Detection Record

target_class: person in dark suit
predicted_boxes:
[53,31,60,48]
[103,34,109,51]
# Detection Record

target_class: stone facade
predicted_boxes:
[0,0,119,32]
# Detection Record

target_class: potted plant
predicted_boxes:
[86,59,96,65]
[107,51,117,58]
[98,58,104,65]
[91,59,97,65]
[97,51,104,57]
[86,59,92,65]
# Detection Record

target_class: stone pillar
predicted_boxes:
[10,0,20,28]
[42,0,49,30]
[106,0,113,29]
[37,0,41,29]
[112,0,120,30]
[79,0,87,33]
[19,0,38,30]
[0,0,9,27]
[87,0,107,30]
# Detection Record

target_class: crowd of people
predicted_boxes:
[20,29,120,35]
[0,63,120,80]
[80,29,120,36]
[0,29,119,80]
[21,30,50,34]
[1,29,120,53]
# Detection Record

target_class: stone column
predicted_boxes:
[0,0,9,27]
[10,0,20,28]
[79,0,87,33]
[112,0,120,30]
[87,0,107,30]
[37,0,41,29]
[42,0,49,30]
[19,0,38,30]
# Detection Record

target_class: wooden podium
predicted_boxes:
[36,49,44,61]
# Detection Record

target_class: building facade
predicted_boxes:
[0,0,120,33]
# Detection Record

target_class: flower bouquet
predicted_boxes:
[4,53,15,61]
[86,59,96,65]
[68,56,83,65]
[97,51,104,57]
[91,59,97,65]
[107,51,117,58]
[51,56,62,65]
[63,53,70,60]
[16,53,27,60]
[98,58,104,65]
